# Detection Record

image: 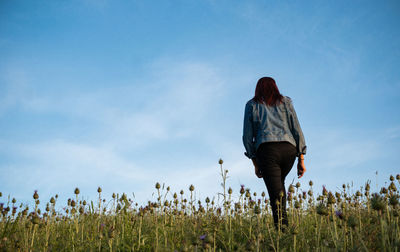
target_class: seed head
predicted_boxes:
[261,191,265,197]
[12,198,16,204]
[294,201,301,209]
[389,182,397,191]
[390,175,395,181]
[289,185,295,193]
[112,193,116,199]
[50,197,55,204]
[74,188,80,195]
[309,180,313,186]
[83,200,86,206]
[228,187,232,194]
[71,200,76,207]
[218,159,223,165]
[296,182,301,188]
[33,190,39,200]
[396,174,400,180]
[189,184,195,192]
[180,190,184,195]
[97,187,102,193]
[322,186,328,196]
[167,186,170,191]
[365,183,370,192]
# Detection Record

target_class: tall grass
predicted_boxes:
[1,160,399,251]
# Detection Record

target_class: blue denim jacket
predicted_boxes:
[242,96,306,159]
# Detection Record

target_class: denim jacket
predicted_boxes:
[242,96,306,159]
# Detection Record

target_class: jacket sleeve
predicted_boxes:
[242,101,256,159]
[286,98,307,156]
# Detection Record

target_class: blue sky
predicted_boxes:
[1,0,399,208]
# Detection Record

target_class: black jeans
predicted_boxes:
[256,141,297,229]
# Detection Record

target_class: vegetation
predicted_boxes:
[1,160,399,251]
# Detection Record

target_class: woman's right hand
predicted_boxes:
[297,157,306,178]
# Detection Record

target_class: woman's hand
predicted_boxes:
[297,156,306,178]
[252,158,263,178]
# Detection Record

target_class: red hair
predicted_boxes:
[253,77,283,106]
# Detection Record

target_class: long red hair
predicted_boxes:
[253,77,283,106]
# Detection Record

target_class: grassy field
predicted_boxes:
[1,161,399,251]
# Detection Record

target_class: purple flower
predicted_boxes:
[241,184,245,189]
[199,234,206,240]
[335,210,343,219]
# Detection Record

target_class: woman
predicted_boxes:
[242,77,307,230]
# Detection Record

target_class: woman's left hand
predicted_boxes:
[252,158,263,178]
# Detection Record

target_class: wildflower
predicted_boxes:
[167,186,170,191]
[327,192,336,204]
[199,234,206,241]
[33,190,39,200]
[189,185,195,192]
[390,175,395,181]
[97,187,102,193]
[289,184,295,193]
[335,210,344,220]
[155,183,160,189]
[316,203,328,216]
[397,174,400,180]
[74,188,80,195]
[261,191,266,197]
[309,180,313,186]
[218,159,223,165]
[205,197,210,204]
[322,185,328,196]
[294,201,301,209]
[296,182,301,188]
[303,191,307,199]
[365,183,370,192]
[71,200,76,207]
[371,193,386,212]
[228,187,232,194]
[355,191,361,197]
[12,198,16,204]
[380,187,388,194]
[254,205,261,214]
[389,182,397,191]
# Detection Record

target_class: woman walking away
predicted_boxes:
[242,77,307,231]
